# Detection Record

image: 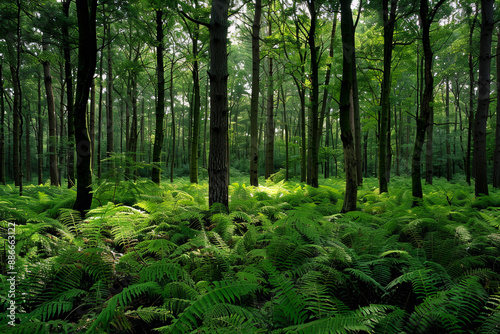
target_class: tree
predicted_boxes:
[473,0,493,196]
[42,33,59,186]
[411,0,446,202]
[73,0,97,214]
[339,0,358,212]
[494,27,500,189]
[378,0,397,193]
[264,6,275,180]
[249,0,262,187]
[152,9,165,184]
[208,0,230,209]
[0,61,5,185]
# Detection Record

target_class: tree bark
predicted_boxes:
[307,0,319,188]
[189,14,201,184]
[493,28,500,188]
[152,9,165,184]
[106,22,114,159]
[73,0,97,215]
[474,0,493,196]
[208,0,230,209]
[340,0,357,212]
[378,0,397,193]
[411,0,444,202]
[249,0,262,187]
[265,11,274,180]
[466,7,478,185]
[445,78,452,181]
[37,74,43,185]
[425,97,433,184]
[63,0,75,188]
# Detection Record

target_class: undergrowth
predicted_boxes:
[1,177,500,333]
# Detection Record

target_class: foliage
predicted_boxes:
[1,177,500,333]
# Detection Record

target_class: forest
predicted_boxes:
[0,0,500,333]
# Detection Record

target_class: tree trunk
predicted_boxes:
[265,13,274,180]
[90,80,95,171]
[208,0,230,209]
[445,78,452,181]
[73,0,97,215]
[25,99,31,182]
[42,35,59,186]
[425,97,433,184]
[190,21,201,184]
[411,0,444,202]
[152,9,165,184]
[340,0,357,213]
[249,0,261,187]
[493,28,500,189]
[106,22,114,159]
[63,0,75,188]
[474,0,493,197]
[307,0,319,188]
[37,74,43,185]
[466,7,478,185]
[169,63,176,183]
[378,0,397,193]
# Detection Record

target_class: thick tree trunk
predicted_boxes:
[466,8,478,185]
[378,0,397,193]
[73,0,97,215]
[152,9,165,184]
[63,0,75,188]
[474,0,493,197]
[340,0,357,213]
[265,11,274,180]
[493,28,500,189]
[208,0,230,209]
[249,0,261,187]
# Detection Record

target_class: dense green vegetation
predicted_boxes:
[1,176,500,333]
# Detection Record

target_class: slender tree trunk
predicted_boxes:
[190,21,201,184]
[445,78,452,181]
[249,0,261,187]
[106,22,114,159]
[340,0,357,212]
[425,97,433,184]
[89,80,95,171]
[42,35,59,186]
[97,32,104,178]
[37,74,43,185]
[411,0,444,201]
[208,0,230,209]
[170,63,176,183]
[25,99,31,182]
[265,13,274,180]
[493,28,500,188]
[466,7,478,185]
[152,9,165,184]
[474,0,493,197]
[378,0,397,193]
[281,85,289,181]
[307,0,319,188]
[73,0,97,215]
[63,0,75,188]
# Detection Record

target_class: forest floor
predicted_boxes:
[1,176,500,333]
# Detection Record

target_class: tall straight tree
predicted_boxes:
[378,0,397,193]
[265,5,274,180]
[106,21,114,159]
[42,33,59,186]
[73,0,97,214]
[152,9,165,184]
[411,0,445,201]
[339,0,357,212]
[474,0,493,196]
[208,0,229,209]
[62,0,75,188]
[307,0,319,188]
[249,0,262,187]
[493,28,500,189]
